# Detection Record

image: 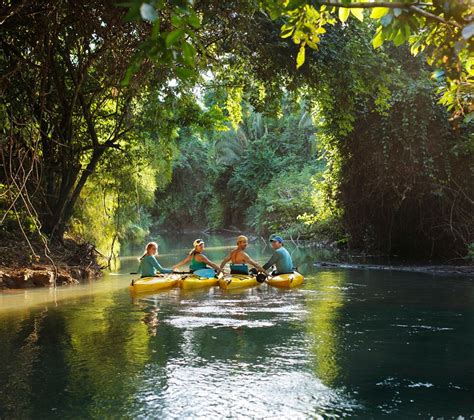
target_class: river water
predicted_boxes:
[1,235,473,418]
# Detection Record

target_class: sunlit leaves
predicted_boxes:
[264,0,473,120]
[370,7,389,19]
[296,44,306,68]
[272,3,335,69]
[226,87,244,129]
[466,57,474,76]
[350,8,364,22]
[372,28,383,49]
[338,7,350,23]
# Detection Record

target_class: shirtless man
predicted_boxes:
[220,235,266,275]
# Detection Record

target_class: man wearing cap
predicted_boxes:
[220,235,266,275]
[262,235,294,275]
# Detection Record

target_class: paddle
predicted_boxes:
[256,272,268,283]
[130,271,192,275]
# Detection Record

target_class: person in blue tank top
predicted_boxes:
[137,242,173,277]
[220,235,266,275]
[262,235,294,275]
[172,239,223,274]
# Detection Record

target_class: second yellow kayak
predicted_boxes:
[267,271,304,288]
[219,274,260,290]
[179,274,219,290]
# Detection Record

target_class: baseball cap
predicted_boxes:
[269,235,283,243]
[193,239,205,247]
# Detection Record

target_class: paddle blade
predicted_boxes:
[256,273,267,283]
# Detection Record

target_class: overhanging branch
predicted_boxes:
[314,1,461,28]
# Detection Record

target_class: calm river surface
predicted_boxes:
[1,234,473,418]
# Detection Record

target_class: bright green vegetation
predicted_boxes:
[1,1,472,261]
[153,101,331,240]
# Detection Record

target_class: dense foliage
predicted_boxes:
[152,102,327,238]
[1,0,472,262]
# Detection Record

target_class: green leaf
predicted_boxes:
[293,30,303,44]
[465,112,474,123]
[466,57,474,76]
[372,28,384,49]
[124,4,141,22]
[350,8,364,22]
[165,29,185,47]
[370,7,389,19]
[338,7,350,23]
[286,0,306,10]
[281,26,294,38]
[171,14,182,27]
[187,10,201,29]
[175,67,195,80]
[140,3,158,22]
[182,41,196,66]
[296,44,306,69]
[403,23,411,40]
[393,28,405,46]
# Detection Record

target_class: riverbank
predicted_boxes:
[0,237,103,289]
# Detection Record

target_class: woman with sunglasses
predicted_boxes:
[172,239,224,275]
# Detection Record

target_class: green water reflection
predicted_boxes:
[1,234,473,418]
[305,270,347,387]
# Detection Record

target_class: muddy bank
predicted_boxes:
[315,261,474,278]
[0,238,103,289]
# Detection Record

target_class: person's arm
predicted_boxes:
[243,253,266,273]
[220,253,232,270]
[151,256,173,274]
[172,254,192,271]
[262,252,278,270]
[197,254,224,274]
[137,259,143,275]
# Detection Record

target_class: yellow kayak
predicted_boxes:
[219,274,261,290]
[179,274,219,290]
[129,274,181,294]
[267,271,304,288]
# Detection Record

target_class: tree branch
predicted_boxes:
[314,1,461,28]
[409,5,461,28]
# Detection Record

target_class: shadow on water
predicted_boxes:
[1,234,473,417]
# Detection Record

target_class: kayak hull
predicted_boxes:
[219,274,260,290]
[129,274,180,294]
[179,275,219,290]
[267,272,304,288]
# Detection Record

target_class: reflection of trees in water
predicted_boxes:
[305,271,347,387]
[61,294,153,416]
[0,309,48,418]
